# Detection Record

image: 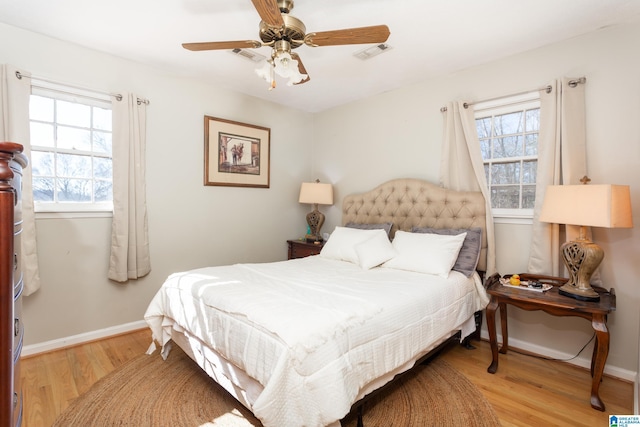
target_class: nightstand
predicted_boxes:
[485,273,615,411]
[287,239,324,260]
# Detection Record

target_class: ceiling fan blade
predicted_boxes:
[182,40,262,51]
[291,53,310,85]
[305,25,390,47]
[251,0,284,27]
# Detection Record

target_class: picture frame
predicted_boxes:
[204,116,270,188]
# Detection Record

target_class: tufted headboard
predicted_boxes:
[342,178,488,272]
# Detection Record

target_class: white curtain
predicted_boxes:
[108,93,151,282]
[527,78,587,276]
[440,101,497,276]
[0,65,41,295]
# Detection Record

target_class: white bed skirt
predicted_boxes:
[167,314,477,426]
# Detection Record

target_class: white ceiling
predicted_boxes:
[1,0,640,113]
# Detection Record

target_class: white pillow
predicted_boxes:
[382,230,467,277]
[320,226,385,264]
[355,230,398,269]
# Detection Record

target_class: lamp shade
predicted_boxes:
[539,184,633,228]
[299,182,334,205]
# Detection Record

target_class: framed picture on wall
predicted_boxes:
[204,116,270,188]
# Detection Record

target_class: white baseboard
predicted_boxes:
[480,331,637,383]
[21,322,638,388]
[21,320,149,357]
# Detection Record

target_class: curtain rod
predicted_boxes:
[440,77,586,112]
[15,71,149,105]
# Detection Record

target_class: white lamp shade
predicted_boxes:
[299,182,334,205]
[539,184,633,228]
[255,61,272,82]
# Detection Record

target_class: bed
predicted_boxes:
[144,178,490,427]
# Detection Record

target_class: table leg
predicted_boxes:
[499,302,509,354]
[590,334,598,377]
[590,314,609,411]
[486,298,499,373]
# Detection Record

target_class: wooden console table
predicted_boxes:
[485,273,615,411]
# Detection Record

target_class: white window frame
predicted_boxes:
[30,81,113,215]
[474,92,540,222]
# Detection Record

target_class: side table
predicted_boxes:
[485,273,615,411]
[287,239,324,260]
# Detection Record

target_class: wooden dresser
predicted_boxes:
[0,142,27,427]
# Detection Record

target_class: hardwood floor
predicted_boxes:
[21,329,633,426]
[21,329,152,427]
[441,339,633,426]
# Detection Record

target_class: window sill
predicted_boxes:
[493,216,533,225]
[35,210,113,220]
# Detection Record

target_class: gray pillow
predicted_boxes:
[410,227,483,277]
[345,222,393,238]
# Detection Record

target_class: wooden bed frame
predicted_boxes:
[166,178,490,427]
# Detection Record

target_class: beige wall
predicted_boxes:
[0,23,315,345]
[1,18,638,381]
[313,22,640,378]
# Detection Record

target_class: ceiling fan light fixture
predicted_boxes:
[274,50,293,72]
[255,60,277,90]
[255,61,271,81]
[255,39,307,88]
[273,51,307,86]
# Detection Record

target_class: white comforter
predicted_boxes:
[144,256,489,427]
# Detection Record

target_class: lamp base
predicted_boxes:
[558,284,600,302]
[560,235,603,302]
[305,205,325,243]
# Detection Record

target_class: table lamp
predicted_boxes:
[299,179,333,243]
[539,179,633,301]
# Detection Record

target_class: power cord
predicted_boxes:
[507,333,596,362]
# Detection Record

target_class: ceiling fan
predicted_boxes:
[182,0,390,89]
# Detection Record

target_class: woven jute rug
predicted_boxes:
[53,345,500,427]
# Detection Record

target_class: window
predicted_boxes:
[29,84,113,213]
[474,93,540,219]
